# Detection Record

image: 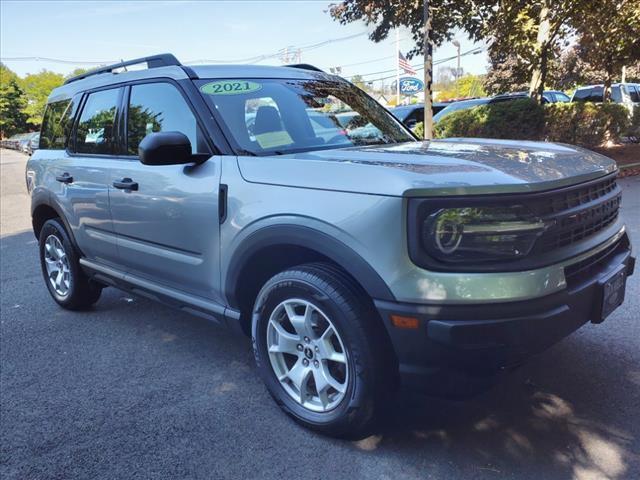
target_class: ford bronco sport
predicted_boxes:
[27,54,635,437]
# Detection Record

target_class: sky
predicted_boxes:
[0,0,489,86]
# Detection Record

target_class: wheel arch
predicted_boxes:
[224,224,395,319]
[31,199,82,255]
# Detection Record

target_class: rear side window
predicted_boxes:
[40,99,76,149]
[587,87,604,102]
[75,88,120,155]
[611,86,622,103]
[572,88,592,101]
[629,86,640,103]
[127,82,206,155]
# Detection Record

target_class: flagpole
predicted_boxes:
[396,29,400,105]
[423,0,433,140]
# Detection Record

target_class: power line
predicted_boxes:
[338,55,395,69]
[350,46,485,83]
[1,32,370,68]
[0,56,117,65]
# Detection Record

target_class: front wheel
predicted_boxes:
[252,263,392,437]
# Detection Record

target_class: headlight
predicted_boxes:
[421,205,549,262]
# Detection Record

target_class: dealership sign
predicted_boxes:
[399,77,424,95]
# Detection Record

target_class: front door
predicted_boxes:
[108,81,222,302]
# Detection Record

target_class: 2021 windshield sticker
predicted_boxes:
[200,81,262,95]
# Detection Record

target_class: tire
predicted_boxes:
[39,218,102,310]
[252,262,392,438]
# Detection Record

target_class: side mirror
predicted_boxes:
[138,131,193,166]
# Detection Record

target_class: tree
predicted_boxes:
[484,0,576,102]
[0,63,28,137]
[65,67,93,81]
[483,51,531,94]
[19,70,65,126]
[351,74,365,89]
[437,74,486,100]
[573,0,640,100]
[329,0,494,58]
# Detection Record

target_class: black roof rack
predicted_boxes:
[287,64,324,73]
[64,53,182,84]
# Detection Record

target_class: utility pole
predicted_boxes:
[422,0,433,140]
[452,39,461,97]
[395,29,401,106]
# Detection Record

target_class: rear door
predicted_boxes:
[108,81,223,302]
[47,88,122,265]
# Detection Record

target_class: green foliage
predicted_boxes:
[483,52,531,95]
[65,67,92,80]
[628,106,640,139]
[434,98,545,140]
[351,74,365,89]
[427,99,630,147]
[329,0,494,58]
[544,102,631,147]
[18,70,65,125]
[413,121,424,139]
[0,63,29,137]
[436,74,486,101]
[574,0,640,98]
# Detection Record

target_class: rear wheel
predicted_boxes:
[39,218,102,310]
[252,263,391,437]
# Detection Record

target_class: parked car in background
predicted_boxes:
[434,90,571,124]
[2,133,24,150]
[433,97,491,124]
[391,102,450,129]
[626,83,640,104]
[571,83,637,111]
[2,132,39,152]
[28,133,40,155]
[492,90,571,104]
[19,133,39,154]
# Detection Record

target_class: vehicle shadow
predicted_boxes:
[363,328,639,479]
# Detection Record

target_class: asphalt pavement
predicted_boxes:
[1,148,639,480]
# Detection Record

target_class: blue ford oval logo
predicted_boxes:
[399,77,424,95]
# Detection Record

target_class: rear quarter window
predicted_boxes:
[40,98,77,149]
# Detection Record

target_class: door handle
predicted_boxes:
[112,178,138,191]
[55,173,73,184]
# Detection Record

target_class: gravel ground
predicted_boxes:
[1,148,639,480]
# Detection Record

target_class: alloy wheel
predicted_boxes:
[43,234,71,297]
[266,298,349,412]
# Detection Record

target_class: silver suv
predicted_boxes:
[26,54,635,437]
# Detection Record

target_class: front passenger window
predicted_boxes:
[127,83,206,155]
[75,88,120,154]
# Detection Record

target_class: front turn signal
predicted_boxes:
[390,315,419,329]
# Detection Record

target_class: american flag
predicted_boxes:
[398,52,417,76]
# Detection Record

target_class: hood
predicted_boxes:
[237,138,617,197]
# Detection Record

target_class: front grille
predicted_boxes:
[531,177,621,253]
[564,236,628,287]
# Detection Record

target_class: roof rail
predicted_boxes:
[64,53,182,84]
[287,64,324,73]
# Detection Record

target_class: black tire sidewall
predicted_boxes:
[252,272,375,432]
[39,219,82,306]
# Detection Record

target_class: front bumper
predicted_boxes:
[375,234,635,393]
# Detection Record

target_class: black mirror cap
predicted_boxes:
[139,131,192,165]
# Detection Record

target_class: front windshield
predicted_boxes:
[197,78,414,156]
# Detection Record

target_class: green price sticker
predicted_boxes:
[200,80,262,95]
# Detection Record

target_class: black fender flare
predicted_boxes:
[31,195,83,255]
[224,224,396,309]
